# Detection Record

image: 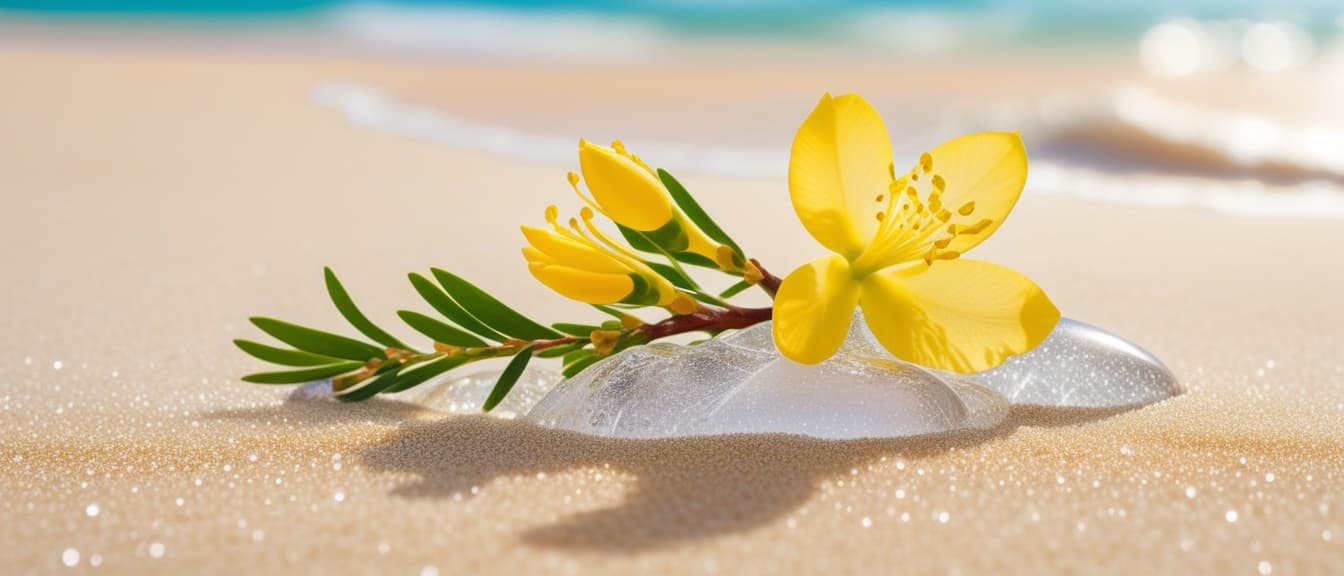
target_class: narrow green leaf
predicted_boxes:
[233,339,344,367]
[591,304,625,319]
[645,261,696,290]
[407,273,505,342]
[536,342,585,358]
[335,366,403,402]
[668,251,719,269]
[617,224,660,254]
[241,362,363,384]
[383,355,470,393]
[249,317,386,361]
[620,223,720,269]
[431,268,561,340]
[550,322,600,337]
[324,267,413,351]
[658,168,744,256]
[562,354,601,378]
[484,347,533,412]
[562,348,595,367]
[718,280,752,298]
[397,310,488,348]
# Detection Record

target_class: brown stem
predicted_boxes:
[749,258,783,297]
[638,305,772,341]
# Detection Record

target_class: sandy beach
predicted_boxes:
[2,47,1343,574]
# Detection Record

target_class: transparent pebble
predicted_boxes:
[290,312,1178,439]
[919,317,1182,408]
[287,368,561,419]
[391,368,561,418]
[525,320,1007,440]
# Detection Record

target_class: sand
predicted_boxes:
[2,47,1343,574]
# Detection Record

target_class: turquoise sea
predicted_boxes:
[3,0,1341,47]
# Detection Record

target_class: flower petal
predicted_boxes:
[578,140,674,231]
[920,132,1028,254]
[521,226,629,275]
[858,259,1058,373]
[528,263,634,305]
[772,255,861,364]
[789,93,894,260]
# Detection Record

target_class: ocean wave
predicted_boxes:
[312,81,1344,219]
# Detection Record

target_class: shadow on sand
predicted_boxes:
[206,393,1132,551]
[344,403,1131,553]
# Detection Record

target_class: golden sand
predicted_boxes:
[2,49,1343,574]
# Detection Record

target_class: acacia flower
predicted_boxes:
[522,205,697,314]
[571,139,744,271]
[773,93,1059,373]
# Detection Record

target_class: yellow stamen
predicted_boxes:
[577,208,646,261]
[958,201,975,216]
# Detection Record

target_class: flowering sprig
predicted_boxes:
[237,93,1059,409]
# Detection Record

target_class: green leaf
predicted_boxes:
[241,362,363,384]
[562,348,595,366]
[645,261,696,290]
[484,347,533,412]
[383,355,469,393]
[719,280,752,298]
[591,304,625,319]
[536,342,586,358]
[249,317,386,361]
[397,310,488,348]
[407,273,506,342]
[562,354,601,378]
[667,251,719,269]
[658,168,744,257]
[550,322,600,337]
[324,267,413,351]
[617,224,660,254]
[431,268,561,340]
[233,339,344,367]
[335,366,403,402]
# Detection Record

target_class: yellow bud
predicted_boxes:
[528,263,635,305]
[590,329,622,355]
[619,314,644,330]
[743,261,764,285]
[577,139,674,231]
[668,293,698,315]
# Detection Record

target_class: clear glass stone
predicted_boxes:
[525,321,1008,440]
[929,318,1181,408]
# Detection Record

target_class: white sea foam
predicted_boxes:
[312,81,1344,220]
[324,3,668,60]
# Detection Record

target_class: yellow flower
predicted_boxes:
[773,93,1059,373]
[572,139,741,271]
[522,205,697,314]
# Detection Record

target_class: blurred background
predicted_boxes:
[2,0,1341,219]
